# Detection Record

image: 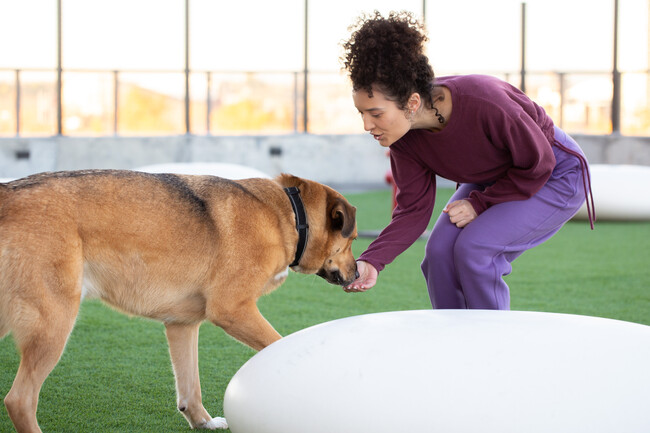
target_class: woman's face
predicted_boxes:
[353,88,410,147]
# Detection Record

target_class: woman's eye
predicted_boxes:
[359,111,381,119]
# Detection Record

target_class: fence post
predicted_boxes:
[293,71,299,133]
[184,0,191,134]
[303,0,309,133]
[520,2,526,93]
[611,0,621,134]
[15,70,20,136]
[113,70,119,135]
[558,72,565,129]
[206,71,211,134]
[56,0,63,135]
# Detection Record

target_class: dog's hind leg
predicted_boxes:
[165,323,228,430]
[4,296,81,433]
[3,253,83,433]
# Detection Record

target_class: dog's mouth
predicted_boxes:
[316,268,356,287]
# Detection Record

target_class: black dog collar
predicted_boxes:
[284,187,309,267]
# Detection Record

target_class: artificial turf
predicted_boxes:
[1,188,648,432]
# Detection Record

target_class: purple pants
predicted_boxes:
[421,127,588,309]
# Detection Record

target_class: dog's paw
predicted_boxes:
[201,417,228,430]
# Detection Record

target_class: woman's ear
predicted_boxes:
[407,92,422,112]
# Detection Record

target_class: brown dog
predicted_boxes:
[0,169,358,432]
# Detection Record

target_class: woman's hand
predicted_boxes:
[444,200,478,228]
[343,260,378,292]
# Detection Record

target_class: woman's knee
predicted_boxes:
[452,228,494,271]
[421,228,457,280]
[425,221,461,263]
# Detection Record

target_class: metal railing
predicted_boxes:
[2,0,646,137]
[2,67,649,137]
[1,67,308,136]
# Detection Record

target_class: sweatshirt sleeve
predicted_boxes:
[358,145,436,272]
[466,107,556,215]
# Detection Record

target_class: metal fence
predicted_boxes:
[1,67,649,137]
[1,0,648,137]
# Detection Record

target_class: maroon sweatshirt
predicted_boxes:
[358,74,557,272]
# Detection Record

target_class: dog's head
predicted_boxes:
[277,175,358,287]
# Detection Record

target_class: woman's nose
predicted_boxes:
[362,115,374,131]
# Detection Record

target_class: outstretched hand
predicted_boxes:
[343,261,377,293]
[444,200,478,228]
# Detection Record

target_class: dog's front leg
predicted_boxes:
[208,300,282,352]
[164,323,228,430]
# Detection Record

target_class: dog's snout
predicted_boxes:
[332,270,345,285]
[317,268,357,287]
[337,269,358,287]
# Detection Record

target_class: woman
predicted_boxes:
[342,11,593,309]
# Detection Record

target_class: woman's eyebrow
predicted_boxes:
[358,107,384,113]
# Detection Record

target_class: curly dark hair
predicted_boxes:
[341,10,435,110]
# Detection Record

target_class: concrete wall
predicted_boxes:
[1,133,649,189]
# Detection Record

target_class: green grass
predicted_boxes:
[1,188,649,432]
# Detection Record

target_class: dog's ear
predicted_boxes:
[329,197,356,238]
[275,173,302,188]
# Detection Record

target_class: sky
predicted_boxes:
[0,0,648,74]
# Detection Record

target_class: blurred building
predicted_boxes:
[0,0,648,186]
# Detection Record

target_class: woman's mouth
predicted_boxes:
[372,133,383,141]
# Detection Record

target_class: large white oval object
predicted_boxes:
[135,162,271,179]
[574,164,650,221]
[224,310,650,433]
